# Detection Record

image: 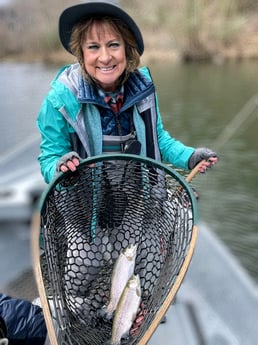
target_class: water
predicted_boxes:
[0,60,257,286]
[150,61,258,281]
[0,63,57,152]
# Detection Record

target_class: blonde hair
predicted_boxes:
[69,17,141,86]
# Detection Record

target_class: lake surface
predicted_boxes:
[0,60,258,284]
[150,61,258,281]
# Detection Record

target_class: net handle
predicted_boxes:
[31,212,58,345]
[139,224,198,345]
[185,160,205,183]
[139,160,204,344]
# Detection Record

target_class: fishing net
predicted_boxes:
[32,154,198,345]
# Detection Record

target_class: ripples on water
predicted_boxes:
[0,61,258,283]
[197,141,258,280]
[151,61,258,282]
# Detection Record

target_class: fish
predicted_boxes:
[100,243,138,319]
[108,274,142,345]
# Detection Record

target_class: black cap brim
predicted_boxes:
[59,2,144,55]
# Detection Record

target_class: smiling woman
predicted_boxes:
[35,2,218,343]
[37,0,217,184]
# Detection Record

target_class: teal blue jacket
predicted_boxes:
[37,63,194,184]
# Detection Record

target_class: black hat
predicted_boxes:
[59,0,144,56]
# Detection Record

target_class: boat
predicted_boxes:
[0,135,46,222]
[1,142,258,344]
[2,222,258,344]
[149,222,258,345]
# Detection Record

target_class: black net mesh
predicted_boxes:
[38,154,198,345]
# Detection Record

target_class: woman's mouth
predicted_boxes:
[98,65,116,71]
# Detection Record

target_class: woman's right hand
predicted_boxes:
[56,151,81,173]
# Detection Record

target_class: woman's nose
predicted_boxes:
[99,47,111,63]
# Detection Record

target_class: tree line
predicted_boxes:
[0,0,258,62]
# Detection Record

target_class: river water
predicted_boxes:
[0,60,258,286]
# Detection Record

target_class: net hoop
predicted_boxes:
[31,153,199,345]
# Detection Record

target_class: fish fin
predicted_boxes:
[103,341,118,345]
[102,341,112,345]
[121,331,130,340]
[98,305,113,320]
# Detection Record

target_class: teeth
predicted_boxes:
[99,66,114,71]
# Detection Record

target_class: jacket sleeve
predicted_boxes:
[0,294,47,345]
[155,94,195,170]
[37,97,73,184]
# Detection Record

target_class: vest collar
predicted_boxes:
[77,69,155,111]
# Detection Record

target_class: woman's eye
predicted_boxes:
[88,44,99,50]
[109,42,120,48]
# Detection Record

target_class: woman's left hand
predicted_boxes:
[188,148,218,172]
[197,156,218,173]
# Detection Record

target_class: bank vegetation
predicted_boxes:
[1,0,258,65]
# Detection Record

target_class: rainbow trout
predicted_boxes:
[109,274,141,345]
[101,243,137,319]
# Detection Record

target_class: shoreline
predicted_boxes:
[1,44,258,67]
[1,1,258,66]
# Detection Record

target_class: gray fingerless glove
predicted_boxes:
[188,148,217,169]
[56,151,81,172]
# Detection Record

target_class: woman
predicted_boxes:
[35,0,219,335]
[37,0,218,184]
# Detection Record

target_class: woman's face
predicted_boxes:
[82,22,127,92]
